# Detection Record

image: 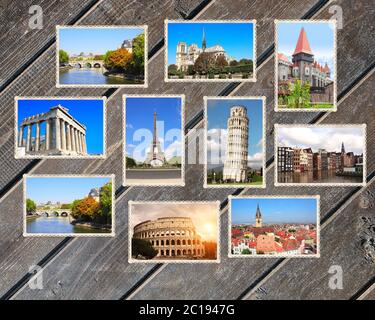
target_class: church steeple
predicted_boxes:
[341,142,345,154]
[202,28,206,52]
[255,204,262,228]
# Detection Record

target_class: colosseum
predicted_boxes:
[133,217,205,259]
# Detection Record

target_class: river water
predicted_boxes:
[278,169,363,184]
[26,216,109,234]
[59,68,141,85]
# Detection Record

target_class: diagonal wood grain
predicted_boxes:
[8,0,374,298]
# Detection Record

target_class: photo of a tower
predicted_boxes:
[205,97,265,188]
[230,196,319,257]
[124,95,184,186]
[275,21,336,110]
[166,21,255,81]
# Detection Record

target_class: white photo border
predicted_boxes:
[23,174,115,237]
[274,19,337,112]
[203,96,266,189]
[128,200,221,264]
[56,25,148,88]
[164,19,257,83]
[228,195,321,258]
[123,94,186,187]
[14,96,107,159]
[274,123,367,187]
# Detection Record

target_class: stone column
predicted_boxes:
[18,125,25,147]
[70,126,75,152]
[26,124,32,152]
[60,119,66,151]
[76,129,81,154]
[45,119,50,150]
[55,117,61,151]
[80,132,85,154]
[66,124,72,151]
[83,133,87,154]
[35,122,40,152]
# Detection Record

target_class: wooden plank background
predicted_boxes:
[0,0,374,300]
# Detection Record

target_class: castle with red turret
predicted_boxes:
[278,27,332,88]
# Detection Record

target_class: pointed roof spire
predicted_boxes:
[341,142,345,154]
[293,27,313,55]
[256,204,262,219]
[202,28,206,51]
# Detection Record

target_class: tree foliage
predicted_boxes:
[59,50,69,64]
[104,48,133,71]
[71,197,99,220]
[132,238,157,259]
[98,182,112,223]
[193,52,215,74]
[26,198,36,214]
[286,80,311,108]
[215,55,228,67]
[129,33,145,75]
[126,157,137,168]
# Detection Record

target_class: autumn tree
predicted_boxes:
[104,48,133,72]
[71,197,100,221]
[26,199,36,214]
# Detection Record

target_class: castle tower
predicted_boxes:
[145,112,165,167]
[223,106,249,182]
[202,28,206,52]
[255,204,262,228]
[292,27,314,84]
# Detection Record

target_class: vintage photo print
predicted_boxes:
[24,175,115,237]
[124,95,185,186]
[165,20,256,82]
[15,97,106,159]
[275,124,366,186]
[275,20,337,111]
[129,201,220,263]
[204,96,266,188]
[229,195,320,258]
[56,25,147,88]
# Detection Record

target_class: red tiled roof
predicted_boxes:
[278,53,291,64]
[323,62,330,72]
[293,27,313,55]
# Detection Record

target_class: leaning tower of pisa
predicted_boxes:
[223,105,249,182]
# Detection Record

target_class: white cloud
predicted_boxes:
[278,127,364,154]
[164,140,182,160]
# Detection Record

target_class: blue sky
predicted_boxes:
[125,97,182,162]
[277,22,335,76]
[167,22,254,65]
[26,177,111,204]
[207,98,263,168]
[231,198,318,224]
[59,27,144,55]
[17,99,104,155]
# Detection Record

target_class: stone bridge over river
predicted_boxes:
[35,209,72,217]
[68,60,105,69]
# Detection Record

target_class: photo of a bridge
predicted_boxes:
[24,175,114,236]
[57,26,147,87]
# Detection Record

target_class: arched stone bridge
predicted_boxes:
[69,60,104,69]
[35,209,72,217]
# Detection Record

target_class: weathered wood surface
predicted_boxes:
[0,0,374,300]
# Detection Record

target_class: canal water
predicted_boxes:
[278,169,363,184]
[59,68,140,85]
[26,216,109,234]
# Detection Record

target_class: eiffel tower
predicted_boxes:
[145,112,165,167]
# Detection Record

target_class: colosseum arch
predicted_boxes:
[133,217,206,259]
